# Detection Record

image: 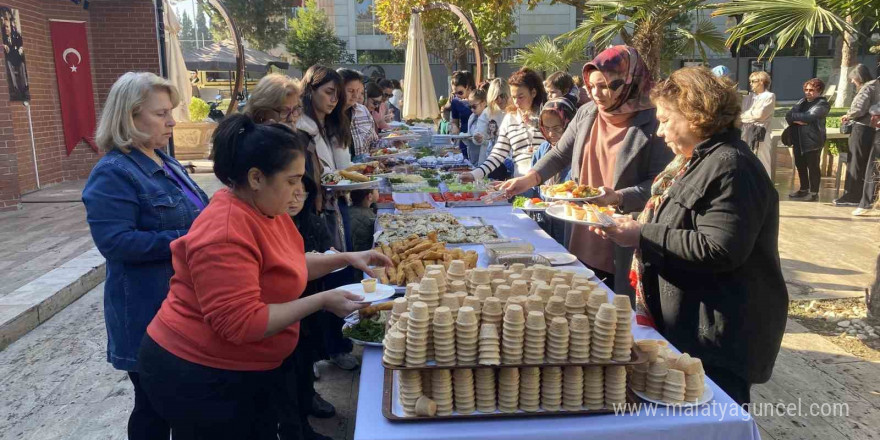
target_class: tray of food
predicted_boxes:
[370,234,479,287]
[540,180,603,201]
[382,366,639,421]
[374,213,503,245]
[321,171,381,190]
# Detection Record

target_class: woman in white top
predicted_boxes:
[740,71,776,176]
[296,65,352,173]
[472,78,511,165]
[461,69,546,182]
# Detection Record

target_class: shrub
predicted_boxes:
[189,97,210,121]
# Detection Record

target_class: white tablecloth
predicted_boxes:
[354,206,761,440]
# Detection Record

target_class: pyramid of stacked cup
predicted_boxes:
[546,317,570,363]
[501,304,525,364]
[604,365,627,407]
[523,311,547,364]
[455,306,479,364]
[418,278,441,361]
[431,369,454,416]
[432,306,456,366]
[612,295,633,361]
[591,303,617,363]
[452,368,476,414]
[568,314,591,363]
[519,367,541,412]
[478,323,501,365]
[405,301,430,366]
[398,370,423,415]
[582,365,604,410]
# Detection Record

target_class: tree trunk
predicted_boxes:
[834,16,857,108]
[456,48,469,73]
[486,55,495,80]
[631,24,663,79]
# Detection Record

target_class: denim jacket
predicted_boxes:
[82,147,208,371]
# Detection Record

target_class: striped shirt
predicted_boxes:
[472,112,545,180]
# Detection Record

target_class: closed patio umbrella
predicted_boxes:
[164,0,192,122]
[402,13,438,121]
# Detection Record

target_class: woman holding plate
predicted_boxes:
[137,115,391,438]
[500,46,673,299]
[591,66,787,405]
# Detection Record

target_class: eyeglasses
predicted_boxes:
[292,191,309,201]
[275,105,303,121]
[469,103,483,110]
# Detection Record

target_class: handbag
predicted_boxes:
[840,120,854,134]
[781,126,793,147]
[742,123,767,152]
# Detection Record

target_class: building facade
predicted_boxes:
[0,0,161,212]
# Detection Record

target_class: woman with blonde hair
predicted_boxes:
[473,78,511,164]
[592,66,786,405]
[741,70,776,175]
[83,71,208,438]
[243,73,302,126]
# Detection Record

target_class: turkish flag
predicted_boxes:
[49,21,98,155]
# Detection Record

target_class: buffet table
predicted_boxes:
[353,205,761,440]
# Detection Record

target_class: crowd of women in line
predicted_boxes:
[79,44,880,439]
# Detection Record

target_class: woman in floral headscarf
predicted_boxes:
[500,46,673,301]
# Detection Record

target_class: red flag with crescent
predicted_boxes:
[49,21,98,155]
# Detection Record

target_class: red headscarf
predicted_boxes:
[583,45,654,115]
[538,97,577,144]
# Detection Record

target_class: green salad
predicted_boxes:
[342,318,385,343]
[512,196,528,209]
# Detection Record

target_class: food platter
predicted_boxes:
[323,179,381,191]
[342,320,384,347]
[541,186,605,202]
[544,204,614,228]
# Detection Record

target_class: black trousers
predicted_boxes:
[794,149,821,193]
[137,335,281,440]
[842,124,877,201]
[704,364,752,407]
[860,133,880,209]
[127,372,170,440]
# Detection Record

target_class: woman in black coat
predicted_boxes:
[786,78,830,201]
[593,67,788,405]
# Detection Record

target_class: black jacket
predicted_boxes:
[786,97,830,154]
[639,130,788,384]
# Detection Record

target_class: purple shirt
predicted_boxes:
[162,162,206,210]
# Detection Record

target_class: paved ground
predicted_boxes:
[0,165,878,439]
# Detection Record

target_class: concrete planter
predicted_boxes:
[172,121,216,160]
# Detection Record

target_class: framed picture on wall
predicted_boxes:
[0,6,29,101]
[749,59,772,75]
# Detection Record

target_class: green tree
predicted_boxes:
[512,36,586,76]
[205,0,295,51]
[372,0,521,81]
[285,0,352,72]
[713,0,879,106]
[178,10,197,51]
[551,0,727,78]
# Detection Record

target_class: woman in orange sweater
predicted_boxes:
[137,114,390,439]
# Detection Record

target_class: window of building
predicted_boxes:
[356,0,383,35]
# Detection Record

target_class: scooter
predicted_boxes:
[208,94,225,122]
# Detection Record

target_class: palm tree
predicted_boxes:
[512,36,587,76]
[713,0,879,106]
[555,0,727,78]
